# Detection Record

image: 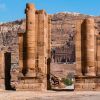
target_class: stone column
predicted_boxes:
[37,10,46,75]
[25,3,36,77]
[75,20,83,76]
[18,33,23,77]
[85,18,96,76]
[37,10,48,90]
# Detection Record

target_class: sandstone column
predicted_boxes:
[18,33,23,77]
[37,10,48,90]
[25,3,36,77]
[37,10,46,75]
[75,20,82,76]
[85,18,96,76]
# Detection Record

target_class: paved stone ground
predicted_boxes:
[0,91,100,100]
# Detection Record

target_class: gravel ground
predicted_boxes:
[0,91,100,100]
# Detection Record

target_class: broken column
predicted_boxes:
[25,3,36,77]
[85,18,96,76]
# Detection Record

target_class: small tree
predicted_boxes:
[61,72,74,86]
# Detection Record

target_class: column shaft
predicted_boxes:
[85,18,96,76]
[37,10,47,74]
[25,3,36,77]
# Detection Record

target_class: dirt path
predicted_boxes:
[0,91,100,100]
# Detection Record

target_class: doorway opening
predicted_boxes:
[4,52,14,90]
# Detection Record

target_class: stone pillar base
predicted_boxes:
[16,76,47,91]
[75,75,100,91]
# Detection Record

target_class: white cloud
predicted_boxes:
[0,3,6,11]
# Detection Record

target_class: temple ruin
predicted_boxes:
[0,3,100,91]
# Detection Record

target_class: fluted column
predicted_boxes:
[25,3,36,77]
[85,18,96,76]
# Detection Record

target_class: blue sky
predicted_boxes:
[0,0,100,22]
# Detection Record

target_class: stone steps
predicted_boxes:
[16,83,43,91]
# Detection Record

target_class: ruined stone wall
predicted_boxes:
[0,20,25,69]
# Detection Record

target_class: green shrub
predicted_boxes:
[62,78,73,86]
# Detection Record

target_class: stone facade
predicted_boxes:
[51,45,75,63]
[75,17,100,91]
